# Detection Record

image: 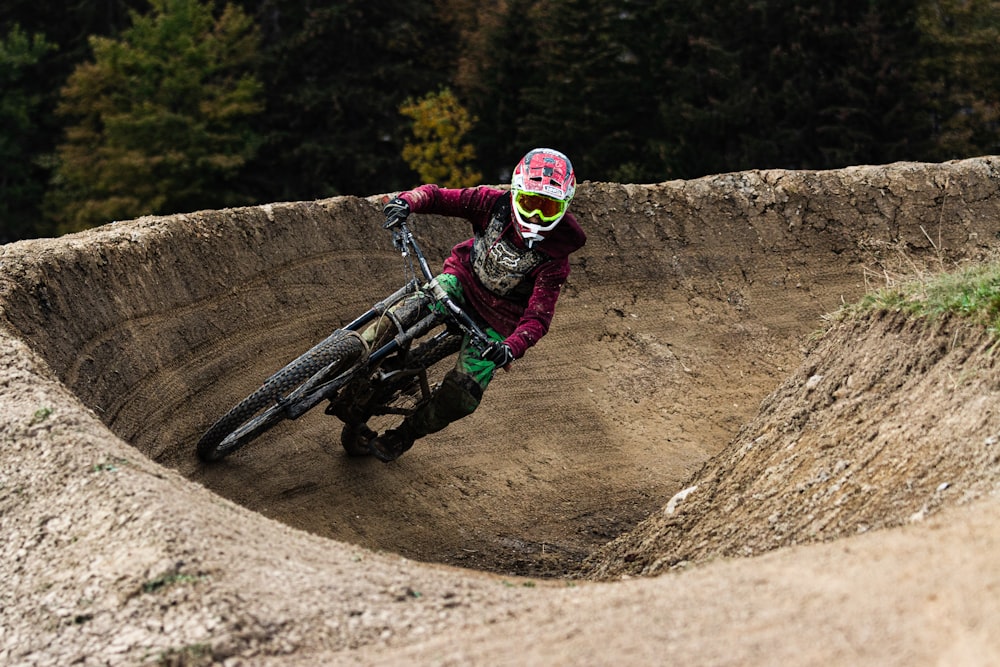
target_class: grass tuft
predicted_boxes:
[142,571,206,594]
[30,407,52,425]
[830,259,1000,337]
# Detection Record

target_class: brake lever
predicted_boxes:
[470,335,490,355]
[392,230,406,253]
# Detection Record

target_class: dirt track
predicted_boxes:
[2,157,1000,665]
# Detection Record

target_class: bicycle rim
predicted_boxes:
[197,330,366,462]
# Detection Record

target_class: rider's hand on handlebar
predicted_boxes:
[382,197,411,229]
[483,341,514,368]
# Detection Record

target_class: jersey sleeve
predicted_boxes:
[399,185,503,231]
[503,258,570,359]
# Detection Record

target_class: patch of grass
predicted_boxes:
[90,456,130,473]
[153,643,213,666]
[141,571,207,594]
[30,407,52,425]
[830,259,1000,337]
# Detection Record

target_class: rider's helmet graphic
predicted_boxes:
[510,148,576,247]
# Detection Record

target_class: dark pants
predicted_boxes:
[362,273,503,438]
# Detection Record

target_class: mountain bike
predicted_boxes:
[196,218,495,462]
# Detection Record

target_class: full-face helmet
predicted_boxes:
[510,148,576,247]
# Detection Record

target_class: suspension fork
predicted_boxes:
[338,280,418,331]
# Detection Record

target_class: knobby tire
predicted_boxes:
[197,330,366,462]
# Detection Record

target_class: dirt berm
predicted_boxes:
[2,157,999,665]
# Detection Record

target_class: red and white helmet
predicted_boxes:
[510,148,576,247]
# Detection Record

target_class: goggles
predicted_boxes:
[513,190,567,223]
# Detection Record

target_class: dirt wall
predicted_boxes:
[1,158,998,576]
[2,157,1000,665]
[4,160,996,410]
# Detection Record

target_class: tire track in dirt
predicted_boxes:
[2,158,1000,665]
[2,160,997,580]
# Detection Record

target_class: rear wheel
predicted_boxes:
[197,330,366,462]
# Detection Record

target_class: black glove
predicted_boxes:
[382,196,410,229]
[483,341,514,368]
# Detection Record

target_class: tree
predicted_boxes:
[0,1,147,99]
[239,0,459,201]
[917,0,1000,160]
[517,0,654,183]
[0,1,148,238]
[47,0,263,233]
[0,25,57,240]
[739,1,925,170]
[615,0,929,178]
[400,89,481,187]
[449,0,549,182]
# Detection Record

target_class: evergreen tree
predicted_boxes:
[450,0,541,182]
[628,0,747,179]
[519,0,652,183]
[1,1,147,238]
[917,0,1000,159]
[0,25,57,241]
[241,0,458,201]
[0,1,145,82]
[737,1,925,171]
[624,0,926,178]
[48,0,263,233]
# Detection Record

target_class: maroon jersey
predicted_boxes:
[399,184,586,359]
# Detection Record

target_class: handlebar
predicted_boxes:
[389,220,437,283]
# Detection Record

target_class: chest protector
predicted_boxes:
[470,199,548,298]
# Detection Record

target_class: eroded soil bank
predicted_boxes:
[1,157,999,665]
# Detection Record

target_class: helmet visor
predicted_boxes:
[513,191,567,223]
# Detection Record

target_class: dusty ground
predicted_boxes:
[1,156,1000,665]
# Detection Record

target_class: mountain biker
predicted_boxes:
[365,147,586,462]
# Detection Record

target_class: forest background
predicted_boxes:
[1,0,998,240]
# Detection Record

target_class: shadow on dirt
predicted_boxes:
[2,158,999,577]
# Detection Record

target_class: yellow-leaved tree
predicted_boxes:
[399,89,481,187]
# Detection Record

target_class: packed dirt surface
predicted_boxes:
[2,156,999,665]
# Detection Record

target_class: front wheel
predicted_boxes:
[197,330,366,462]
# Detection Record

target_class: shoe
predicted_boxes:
[368,424,416,462]
[339,422,377,457]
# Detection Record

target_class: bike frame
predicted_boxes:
[342,219,492,355]
[282,219,492,419]
[198,217,497,459]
